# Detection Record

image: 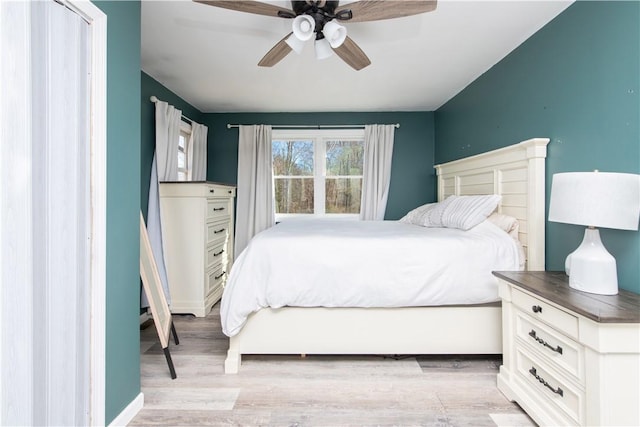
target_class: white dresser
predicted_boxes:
[495,271,640,426]
[159,182,236,317]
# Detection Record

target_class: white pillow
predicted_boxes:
[486,212,520,240]
[427,194,502,230]
[399,203,436,225]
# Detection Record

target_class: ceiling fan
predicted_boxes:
[194,1,438,71]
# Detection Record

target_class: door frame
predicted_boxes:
[0,0,106,423]
[63,1,107,424]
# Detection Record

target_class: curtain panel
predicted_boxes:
[235,125,275,258]
[144,101,182,306]
[189,122,208,181]
[360,124,396,220]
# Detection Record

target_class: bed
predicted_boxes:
[223,138,549,374]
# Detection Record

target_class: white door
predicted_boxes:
[0,0,106,425]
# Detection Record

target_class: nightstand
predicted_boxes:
[493,271,640,426]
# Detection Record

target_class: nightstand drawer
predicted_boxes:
[512,288,578,339]
[515,345,584,425]
[515,309,584,384]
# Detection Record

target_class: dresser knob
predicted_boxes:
[531,305,543,313]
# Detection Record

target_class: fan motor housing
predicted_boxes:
[291,1,340,16]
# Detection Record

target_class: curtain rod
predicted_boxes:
[149,96,195,124]
[226,123,400,129]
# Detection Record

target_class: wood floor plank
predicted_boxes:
[131,303,535,426]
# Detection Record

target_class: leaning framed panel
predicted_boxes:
[140,211,177,379]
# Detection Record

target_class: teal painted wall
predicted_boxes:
[204,112,435,220]
[93,1,142,424]
[435,1,640,292]
[140,71,204,218]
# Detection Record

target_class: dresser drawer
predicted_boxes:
[515,345,584,425]
[206,218,230,246]
[207,199,230,220]
[512,288,578,339]
[515,309,584,384]
[206,241,227,270]
[206,265,227,296]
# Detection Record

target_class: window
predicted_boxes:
[272,129,364,220]
[177,120,191,181]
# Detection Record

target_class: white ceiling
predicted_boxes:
[141,0,573,113]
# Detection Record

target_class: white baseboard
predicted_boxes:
[108,392,144,427]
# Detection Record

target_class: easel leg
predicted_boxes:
[171,321,179,345]
[163,347,177,379]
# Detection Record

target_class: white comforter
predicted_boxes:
[221,220,522,337]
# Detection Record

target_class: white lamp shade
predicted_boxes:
[549,172,640,231]
[314,37,333,60]
[323,20,347,48]
[291,15,315,41]
[285,33,306,54]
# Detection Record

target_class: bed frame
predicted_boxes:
[224,138,549,373]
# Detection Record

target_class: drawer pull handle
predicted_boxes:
[528,330,563,354]
[213,207,225,212]
[209,189,214,193]
[214,228,226,234]
[531,305,543,313]
[213,249,225,257]
[215,271,226,280]
[528,367,563,397]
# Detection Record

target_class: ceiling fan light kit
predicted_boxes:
[323,20,347,48]
[195,0,438,70]
[314,37,334,60]
[285,33,306,54]
[291,14,316,41]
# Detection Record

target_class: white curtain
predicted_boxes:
[360,124,396,220]
[188,121,208,181]
[143,101,182,307]
[235,125,275,258]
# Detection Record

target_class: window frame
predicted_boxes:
[272,128,364,222]
[177,119,191,181]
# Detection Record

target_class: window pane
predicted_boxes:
[178,134,186,150]
[273,140,314,176]
[177,150,185,168]
[326,140,363,176]
[177,170,187,181]
[325,177,362,214]
[274,177,314,214]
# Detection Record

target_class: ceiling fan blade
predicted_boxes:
[193,1,294,18]
[339,0,437,23]
[258,33,294,67]
[333,36,371,71]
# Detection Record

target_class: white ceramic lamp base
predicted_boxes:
[565,227,618,295]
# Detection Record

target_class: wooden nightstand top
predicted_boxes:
[493,271,640,324]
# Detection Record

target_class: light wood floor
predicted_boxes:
[130,303,536,427]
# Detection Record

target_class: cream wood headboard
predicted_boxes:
[434,138,549,270]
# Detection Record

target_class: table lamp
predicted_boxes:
[548,171,640,295]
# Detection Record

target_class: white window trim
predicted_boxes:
[272,129,364,222]
[178,120,191,181]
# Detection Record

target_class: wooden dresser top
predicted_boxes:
[493,271,640,324]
